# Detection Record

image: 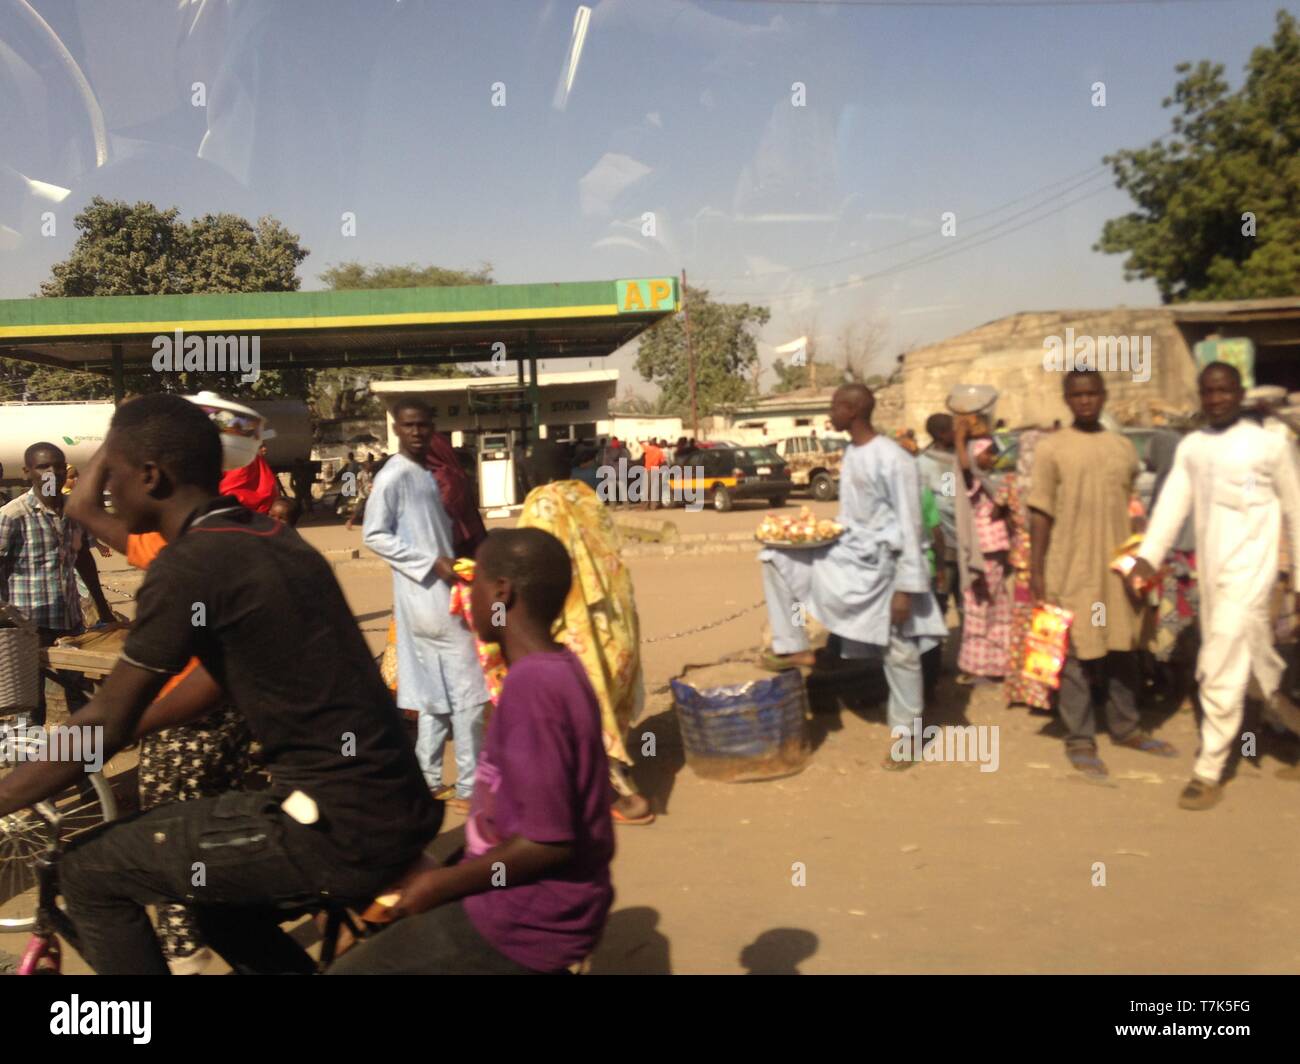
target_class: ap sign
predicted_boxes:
[616,278,676,313]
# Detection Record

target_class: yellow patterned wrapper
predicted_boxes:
[1022,604,1073,690]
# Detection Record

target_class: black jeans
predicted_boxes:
[1058,651,1142,748]
[59,791,416,975]
[327,899,544,975]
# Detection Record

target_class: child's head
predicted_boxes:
[269,496,302,527]
[471,528,572,644]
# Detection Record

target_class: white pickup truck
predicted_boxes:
[771,435,846,501]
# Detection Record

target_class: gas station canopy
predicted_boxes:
[0,277,680,384]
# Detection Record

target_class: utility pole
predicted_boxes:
[681,268,697,438]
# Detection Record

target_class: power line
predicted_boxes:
[716,162,1109,281]
[716,176,1112,302]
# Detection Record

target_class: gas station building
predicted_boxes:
[371,368,620,450]
[0,276,679,505]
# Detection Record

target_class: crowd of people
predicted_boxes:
[0,393,641,975]
[0,358,1296,975]
[759,364,1300,811]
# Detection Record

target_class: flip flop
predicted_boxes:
[1066,746,1108,778]
[882,748,918,771]
[759,650,813,673]
[612,807,656,826]
[1114,732,1178,757]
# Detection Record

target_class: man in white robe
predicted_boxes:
[1133,362,1300,810]
[365,398,489,809]
[760,384,947,768]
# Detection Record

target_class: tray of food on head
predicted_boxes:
[756,507,844,549]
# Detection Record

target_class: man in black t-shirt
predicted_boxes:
[0,395,441,974]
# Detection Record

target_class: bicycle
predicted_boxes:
[0,731,117,974]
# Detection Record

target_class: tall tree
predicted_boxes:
[8,198,309,401]
[634,284,770,416]
[1096,10,1300,301]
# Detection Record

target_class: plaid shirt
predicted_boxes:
[0,489,86,631]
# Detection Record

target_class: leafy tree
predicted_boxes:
[771,357,811,394]
[318,262,493,291]
[634,283,770,416]
[8,198,309,401]
[40,201,305,298]
[1096,10,1300,301]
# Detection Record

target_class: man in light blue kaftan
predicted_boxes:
[761,386,947,755]
[364,406,489,801]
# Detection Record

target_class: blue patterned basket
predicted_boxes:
[670,667,810,783]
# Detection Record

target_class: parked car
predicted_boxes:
[772,435,846,501]
[669,445,793,511]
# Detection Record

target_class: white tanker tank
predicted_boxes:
[0,396,312,482]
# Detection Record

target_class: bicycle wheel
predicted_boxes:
[0,734,117,933]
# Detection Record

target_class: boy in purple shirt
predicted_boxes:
[330,528,615,974]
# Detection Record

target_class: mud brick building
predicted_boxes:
[898,298,1300,431]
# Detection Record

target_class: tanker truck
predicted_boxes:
[0,398,312,484]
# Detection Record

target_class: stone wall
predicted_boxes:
[872,380,906,434]
[900,309,1199,430]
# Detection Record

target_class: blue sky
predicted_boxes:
[1,0,1291,394]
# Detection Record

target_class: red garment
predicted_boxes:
[424,432,488,558]
[643,443,665,469]
[219,455,278,514]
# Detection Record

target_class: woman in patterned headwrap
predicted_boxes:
[516,480,653,825]
[1000,429,1054,711]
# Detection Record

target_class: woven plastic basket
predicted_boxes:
[0,603,40,714]
[670,667,810,783]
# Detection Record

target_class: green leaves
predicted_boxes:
[38,199,308,299]
[1096,11,1300,303]
[634,283,769,416]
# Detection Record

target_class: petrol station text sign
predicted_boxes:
[616,278,676,313]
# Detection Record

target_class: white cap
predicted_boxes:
[184,392,267,471]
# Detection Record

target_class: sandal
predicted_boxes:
[612,806,656,825]
[759,650,813,673]
[1178,777,1222,811]
[882,747,918,771]
[1066,745,1108,778]
[1114,731,1178,757]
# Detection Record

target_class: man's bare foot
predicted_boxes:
[760,649,816,671]
[612,794,655,824]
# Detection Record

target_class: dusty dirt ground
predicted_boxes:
[6,498,1300,974]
